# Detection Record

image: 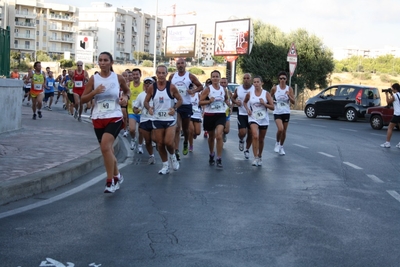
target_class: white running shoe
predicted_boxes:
[257,158,262,166]
[113,175,124,190]
[104,180,116,193]
[252,158,258,166]
[244,150,250,159]
[380,142,390,148]
[138,145,143,154]
[274,143,280,153]
[123,131,128,137]
[148,156,156,165]
[279,146,286,156]
[170,155,180,171]
[158,164,170,175]
[130,140,136,151]
[239,140,244,151]
[396,142,400,148]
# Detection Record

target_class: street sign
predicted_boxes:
[287,43,298,77]
[75,36,94,64]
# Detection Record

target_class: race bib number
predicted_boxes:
[155,109,170,120]
[276,101,288,111]
[177,86,187,96]
[192,105,200,113]
[210,101,225,112]
[75,81,83,87]
[253,108,267,120]
[48,82,53,87]
[98,99,115,112]
[25,83,31,88]
[33,84,42,90]
[68,88,73,94]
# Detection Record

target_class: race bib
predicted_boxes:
[210,100,225,112]
[192,105,200,113]
[276,101,288,111]
[98,99,115,112]
[33,84,42,90]
[155,109,170,120]
[253,108,267,120]
[177,86,187,96]
[75,81,83,87]
[68,88,73,94]
[48,82,53,87]
[25,83,31,88]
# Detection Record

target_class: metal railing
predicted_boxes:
[0,27,11,77]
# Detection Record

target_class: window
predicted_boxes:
[37,31,39,35]
[321,87,338,98]
[36,20,39,24]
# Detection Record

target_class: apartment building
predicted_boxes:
[196,32,214,62]
[1,0,78,60]
[333,46,400,60]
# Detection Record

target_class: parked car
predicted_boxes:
[304,84,380,121]
[366,105,395,130]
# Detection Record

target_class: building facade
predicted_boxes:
[333,46,400,60]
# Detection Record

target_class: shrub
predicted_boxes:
[380,74,391,83]
[188,67,205,75]
[142,60,152,67]
[168,67,176,73]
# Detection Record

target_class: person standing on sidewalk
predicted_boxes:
[81,52,130,193]
[169,58,204,160]
[73,61,89,122]
[271,71,296,156]
[144,65,182,175]
[27,61,46,120]
[380,83,400,148]
[243,76,274,166]
[199,70,229,168]
[231,73,254,159]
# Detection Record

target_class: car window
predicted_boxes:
[338,86,355,96]
[364,88,380,99]
[321,86,338,97]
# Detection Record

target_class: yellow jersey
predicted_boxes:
[127,81,144,114]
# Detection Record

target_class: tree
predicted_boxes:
[36,50,51,62]
[212,56,225,64]
[237,21,334,91]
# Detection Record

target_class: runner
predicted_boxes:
[220,77,232,143]
[144,65,182,175]
[81,51,130,193]
[10,67,20,79]
[168,58,204,160]
[127,68,144,153]
[64,69,75,116]
[199,70,229,168]
[27,61,46,120]
[231,73,254,159]
[271,71,296,156]
[44,71,55,111]
[22,67,32,105]
[134,77,157,164]
[72,61,89,122]
[121,71,130,137]
[188,84,202,152]
[243,76,274,166]
[55,69,67,108]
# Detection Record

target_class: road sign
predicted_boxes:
[75,36,94,64]
[287,43,297,77]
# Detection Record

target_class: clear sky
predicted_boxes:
[53,0,399,50]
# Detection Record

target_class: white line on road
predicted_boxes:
[343,162,363,169]
[318,152,335,157]
[340,128,358,132]
[387,190,400,203]
[310,124,327,128]
[293,144,308,148]
[367,174,384,183]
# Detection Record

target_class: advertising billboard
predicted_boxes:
[165,24,196,58]
[214,18,253,56]
[75,35,94,63]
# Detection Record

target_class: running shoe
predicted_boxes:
[38,111,42,118]
[55,100,58,104]
[209,153,215,166]
[113,175,124,190]
[32,113,36,120]
[204,131,208,138]
[74,110,78,119]
[189,145,193,152]
[279,146,286,156]
[123,131,128,137]
[158,164,170,175]
[380,142,391,148]
[396,142,400,148]
[148,156,156,165]
[175,150,181,161]
[239,140,244,151]
[78,116,82,122]
[216,158,223,168]
[244,150,250,159]
[258,158,262,166]
[48,107,52,111]
[104,180,116,193]
[223,134,227,143]
[274,143,280,153]
[138,145,143,154]
[252,158,259,166]
[130,140,136,151]
[183,142,189,155]
[170,155,180,171]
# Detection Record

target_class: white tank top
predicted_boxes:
[134,91,153,123]
[236,85,255,115]
[153,85,175,121]
[92,72,122,119]
[190,92,202,120]
[393,92,400,116]
[273,85,290,115]
[248,89,270,126]
[171,71,191,105]
[204,85,226,114]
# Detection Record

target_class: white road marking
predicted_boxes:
[343,162,363,169]
[310,124,327,128]
[340,128,357,132]
[367,174,384,183]
[293,144,308,148]
[387,190,400,203]
[318,152,335,157]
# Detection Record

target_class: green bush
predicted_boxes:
[168,67,176,73]
[380,74,391,83]
[188,67,205,75]
[142,60,152,67]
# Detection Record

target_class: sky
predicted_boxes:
[51,0,400,50]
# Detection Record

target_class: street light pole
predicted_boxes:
[153,0,158,75]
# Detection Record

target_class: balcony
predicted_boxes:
[144,31,150,36]
[15,21,36,28]
[49,14,76,22]
[14,33,35,39]
[48,37,75,43]
[13,44,34,50]
[80,26,98,31]
[49,26,75,32]
[117,17,126,23]
[116,47,125,52]
[144,40,150,45]
[48,47,74,53]
[145,22,150,26]
[117,28,125,33]
[15,10,37,18]
[117,38,125,43]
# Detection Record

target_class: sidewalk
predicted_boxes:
[0,104,115,205]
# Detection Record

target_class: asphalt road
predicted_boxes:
[1,113,400,267]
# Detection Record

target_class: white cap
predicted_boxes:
[144,77,155,83]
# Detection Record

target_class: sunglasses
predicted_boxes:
[279,77,286,80]
[144,81,153,84]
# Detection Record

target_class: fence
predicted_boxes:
[0,26,11,77]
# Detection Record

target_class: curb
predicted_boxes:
[0,137,120,206]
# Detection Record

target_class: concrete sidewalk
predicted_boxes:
[0,104,119,205]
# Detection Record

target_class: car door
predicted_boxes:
[332,85,356,115]
[314,86,339,115]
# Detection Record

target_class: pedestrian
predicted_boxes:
[243,76,274,166]
[144,65,182,175]
[231,73,254,159]
[199,70,229,168]
[271,71,296,155]
[27,61,46,120]
[380,83,400,148]
[81,51,130,193]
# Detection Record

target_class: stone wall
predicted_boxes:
[0,79,23,133]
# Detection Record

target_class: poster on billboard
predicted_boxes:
[75,35,94,63]
[214,18,253,56]
[165,24,196,58]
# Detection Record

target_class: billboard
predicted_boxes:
[75,35,94,63]
[165,24,196,58]
[214,18,253,56]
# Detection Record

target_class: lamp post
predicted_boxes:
[153,0,158,75]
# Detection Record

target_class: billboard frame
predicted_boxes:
[165,24,197,58]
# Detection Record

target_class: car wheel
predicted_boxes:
[305,105,317,118]
[345,108,358,122]
[370,115,383,130]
